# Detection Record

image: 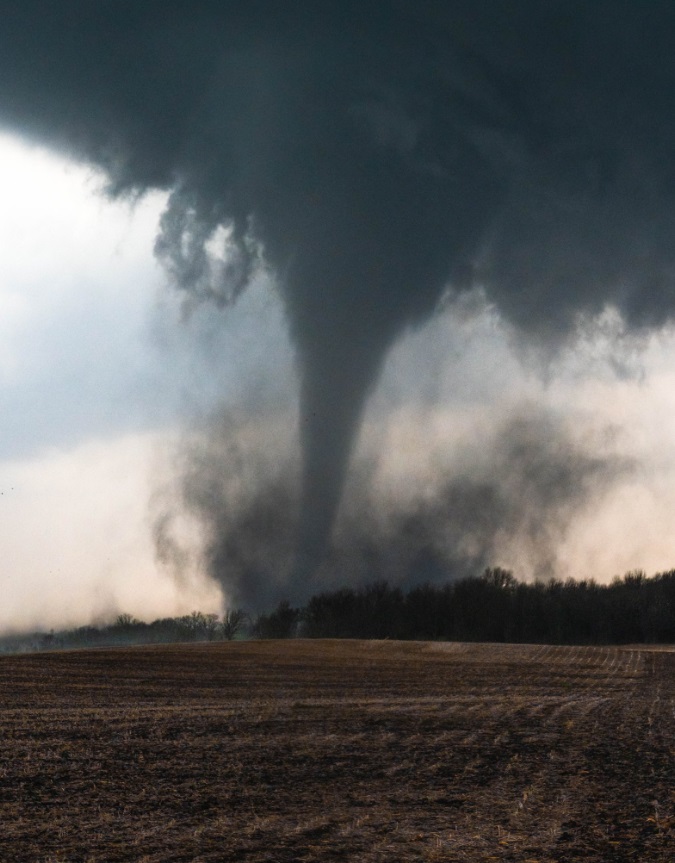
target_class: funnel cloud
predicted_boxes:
[2,3,675,596]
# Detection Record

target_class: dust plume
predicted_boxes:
[154,402,630,609]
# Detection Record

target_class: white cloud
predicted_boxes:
[0,131,172,456]
[0,131,294,632]
[0,433,222,633]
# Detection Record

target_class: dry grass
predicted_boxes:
[0,639,673,861]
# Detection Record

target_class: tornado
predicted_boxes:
[2,2,675,590]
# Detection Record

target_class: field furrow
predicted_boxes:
[0,640,673,862]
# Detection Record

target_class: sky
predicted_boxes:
[0,132,212,630]
[3,3,675,630]
[0,130,296,630]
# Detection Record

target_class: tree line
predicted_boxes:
[2,568,675,653]
[258,568,675,644]
[0,609,249,654]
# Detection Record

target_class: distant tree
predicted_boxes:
[177,611,221,641]
[202,613,221,641]
[303,588,357,638]
[221,609,248,641]
[480,567,517,590]
[114,613,139,628]
[254,601,299,639]
[359,581,405,639]
[403,582,454,640]
[40,630,57,650]
[621,569,648,588]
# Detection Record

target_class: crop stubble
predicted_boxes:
[0,639,673,862]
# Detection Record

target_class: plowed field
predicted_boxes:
[0,639,673,861]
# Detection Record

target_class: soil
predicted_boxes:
[0,639,673,861]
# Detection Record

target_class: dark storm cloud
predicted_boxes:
[2,1,675,582]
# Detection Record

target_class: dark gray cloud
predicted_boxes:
[2,2,675,587]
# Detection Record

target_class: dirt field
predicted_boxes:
[0,639,673,862]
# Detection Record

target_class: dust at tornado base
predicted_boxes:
[0,640,673,861]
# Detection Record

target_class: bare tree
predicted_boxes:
[221,609,248,641]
